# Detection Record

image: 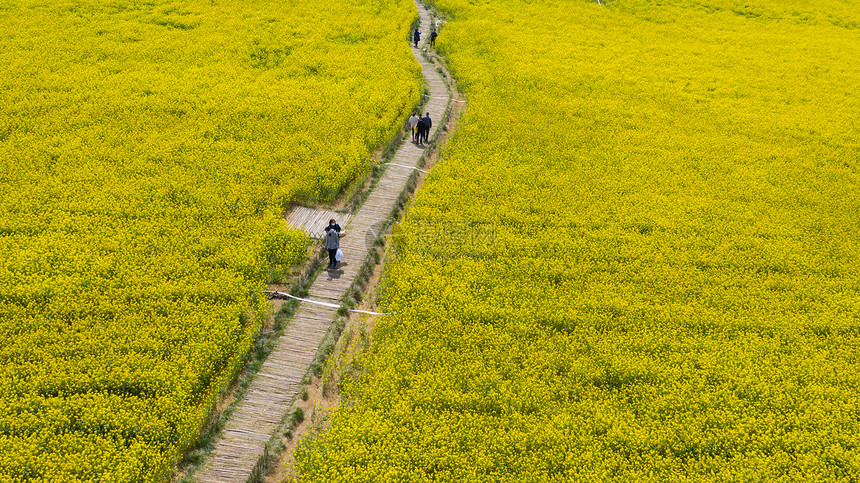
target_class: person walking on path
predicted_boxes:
[412,28,421,47]
[408,111,420,142]
[324,225,340,270]
[415,116,426,145]
[420,112,432,144]
[430,29,437,47]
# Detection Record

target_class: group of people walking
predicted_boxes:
[409,111,432,145]
[410,22,438,145]
[412,27,437,48]
[322,23,442,271]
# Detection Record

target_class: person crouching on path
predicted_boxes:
[420,112,432,144]
[324,226,340,270]
[408,111,420,142]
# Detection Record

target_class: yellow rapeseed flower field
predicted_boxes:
[0,0,420,480]
[296,0,860,480]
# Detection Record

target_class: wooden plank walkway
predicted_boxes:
[192,2,450,482]
[286,207,352,239]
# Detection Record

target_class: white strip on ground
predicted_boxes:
[387,163,430,174]
[422,94,466,102]
[265,291,394,316]
[266,291,340,308]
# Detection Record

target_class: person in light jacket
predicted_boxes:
[324,226,340,269]
[408,112,420,142]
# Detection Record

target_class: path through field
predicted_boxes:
[192,2,450,481]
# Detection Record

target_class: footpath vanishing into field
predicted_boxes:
[191,2,451,481]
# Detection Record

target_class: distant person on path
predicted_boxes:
[420,112,432,144]
[408,111,420,142]
[324,225,340,270]
[430,29,437,47]
[413,28,421,47]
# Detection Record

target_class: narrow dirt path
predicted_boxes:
[191,2,451,482]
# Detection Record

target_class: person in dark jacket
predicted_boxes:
[420,112,432,144]
[325,218,341,234]
[430,29,437,47]
[413,28,421,47]
[415,117,426,145]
